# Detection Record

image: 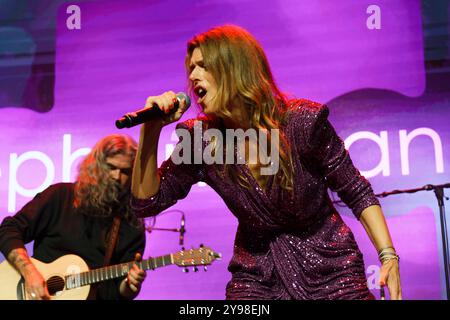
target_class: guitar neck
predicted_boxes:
[66,254,173,289]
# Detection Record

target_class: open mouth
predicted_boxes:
[194,86,207,104]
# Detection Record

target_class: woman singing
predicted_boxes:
[131,25,401,300]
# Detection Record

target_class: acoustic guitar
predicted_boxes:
[0,245,221,300]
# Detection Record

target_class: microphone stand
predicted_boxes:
[145,210,186,246]
[332,182,450,300]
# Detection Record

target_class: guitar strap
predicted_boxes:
[88,215,121,300]
[103,215,121,266]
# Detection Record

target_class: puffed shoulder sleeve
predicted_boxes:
[298,102,380,219]
[131,120,205,218]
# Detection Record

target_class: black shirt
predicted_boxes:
[0,183,146,300]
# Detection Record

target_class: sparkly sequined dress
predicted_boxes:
[131,99,379,300]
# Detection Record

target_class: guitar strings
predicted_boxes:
[44,262,148,290]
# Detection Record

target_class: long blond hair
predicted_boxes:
[185,25,294,191]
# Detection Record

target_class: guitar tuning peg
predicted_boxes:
[200,243,204,248]
[183,267,189,273]
[203,266,208,272]
[193,266,198,272]
[181,247,185,251]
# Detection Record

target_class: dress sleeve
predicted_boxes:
[300,103,380,219]
[0,184,62,258]
[131,120,204,218]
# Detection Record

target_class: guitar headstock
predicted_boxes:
[173,245,221,268]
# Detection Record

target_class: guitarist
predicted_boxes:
[0,134,147,300]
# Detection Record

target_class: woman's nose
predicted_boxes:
[189,68,199,81]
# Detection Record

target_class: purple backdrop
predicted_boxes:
[0,0,449,299]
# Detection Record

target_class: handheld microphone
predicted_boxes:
[115,92,191,129]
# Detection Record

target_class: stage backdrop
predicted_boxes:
[1,0,449,299]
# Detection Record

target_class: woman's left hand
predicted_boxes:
[379,259,402,300]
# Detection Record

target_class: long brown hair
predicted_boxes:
[74,134,140,224]
[185,25,294,191]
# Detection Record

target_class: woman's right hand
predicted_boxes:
[23,265,51,300]
[132,91,187,199]
[144,91,190,128]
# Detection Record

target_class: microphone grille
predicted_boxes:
[177,92,191,107]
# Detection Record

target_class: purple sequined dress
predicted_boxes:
[131,99,379,300]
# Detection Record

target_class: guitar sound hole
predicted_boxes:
[46,276,65,296]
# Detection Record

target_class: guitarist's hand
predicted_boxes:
[24,265,51,300]
[126,253,147,292]
[120,253,147,299]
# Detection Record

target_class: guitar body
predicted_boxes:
[0,255,91,300]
